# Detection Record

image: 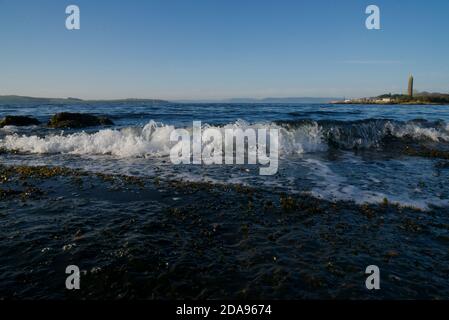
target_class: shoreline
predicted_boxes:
[331,101,445,105]
[1,163,449,299]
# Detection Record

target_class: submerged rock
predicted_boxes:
[48,112,113,128]
[0,116,40,127]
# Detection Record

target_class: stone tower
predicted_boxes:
[408,75,414,97]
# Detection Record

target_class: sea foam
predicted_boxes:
[0,120,327,157]
[1,119,449,157]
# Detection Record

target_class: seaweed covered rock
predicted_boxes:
[48,112,114,128]
[0,116,40,127]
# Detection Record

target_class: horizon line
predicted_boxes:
[0,94,345,102]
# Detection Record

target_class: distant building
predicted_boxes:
[408,75,414,97]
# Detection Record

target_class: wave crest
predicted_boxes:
[0,121,175,157]
[1,119,449,157]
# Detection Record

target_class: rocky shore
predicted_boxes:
[1,163,448,299]
[0,113,114,129]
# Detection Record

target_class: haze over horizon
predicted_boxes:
[1,0,448,100]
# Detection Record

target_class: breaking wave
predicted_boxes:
[1,119,449,157]
[0,121,175,157]
[278,118,449,149]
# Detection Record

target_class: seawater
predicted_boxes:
[2,102,449,209]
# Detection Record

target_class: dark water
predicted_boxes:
[2,102,449,209]
[1,102,449,299]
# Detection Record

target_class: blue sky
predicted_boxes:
[0,0,448,100]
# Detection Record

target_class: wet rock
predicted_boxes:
[0,186,44,200]
[0,115,40,127]
[280,195,297,211]
[73,229,84,241]
[62,243,76,251]
[48,112,113,128]
[385,250,400,259]
[0,188,22,199]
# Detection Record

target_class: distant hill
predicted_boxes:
[0,95,169,105]
[0,95,342,105]
[176,97,341,104]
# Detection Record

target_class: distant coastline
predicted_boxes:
[0,95,169,105]
[332,92,449,105]
[175,97,342,104]
[2,94,448,106]
[0,95,343,105]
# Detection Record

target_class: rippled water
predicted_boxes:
[2,102,449,209]
[1,102,449,299]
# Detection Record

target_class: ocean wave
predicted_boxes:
[1,119,449,157]
[0,121,175,157]
[0,119,326,157]
[279,118,449,149]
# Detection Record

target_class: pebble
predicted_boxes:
[62,243,76,251]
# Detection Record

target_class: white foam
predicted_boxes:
[279,122,327,154]
[2,119,449,157]
[390,123,449,142]
[0,125,20,134]
[0,121,175,157]
[0,120,327,157]
[303,158,448,210]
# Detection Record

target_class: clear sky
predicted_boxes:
[0,0,448,100]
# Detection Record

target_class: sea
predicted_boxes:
[2,102,449,209]
[1,102,449,299]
